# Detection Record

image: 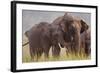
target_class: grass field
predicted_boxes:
[22,35,91,63]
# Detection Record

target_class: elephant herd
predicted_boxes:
[24,13,91,61]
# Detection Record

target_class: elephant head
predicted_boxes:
[60,13,89,34]
[52,12,89,54]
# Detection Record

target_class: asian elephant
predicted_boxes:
[51,12,89,55]
[50,24,67,58]
[80,28,91,56]
[24,12,89,61]
[25,22,52,60]
[25,22,67,60]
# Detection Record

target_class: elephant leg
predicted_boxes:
[43,45,50,61]
[38,48,43,58]
[36,48,43,61]
[43,48,49,61]
[45,50,49,58]
[29,48,33,59]
[66,48,69,56]
[29,46,32,58]
[63,41,73,56]
[29,47,36,61]
[65,43,71,56]
[29,47,39,61]
[35,48,40,62]
[34,48,43,61]
[52,44,60,58]
[29,41,37,61]
[85,45,91,57]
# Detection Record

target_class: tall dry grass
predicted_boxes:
[22,35,91,63]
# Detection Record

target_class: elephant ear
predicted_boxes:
[80,19,89,33]
[25,31,29,37]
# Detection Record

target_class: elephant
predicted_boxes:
[25,22,52,61]
[80,28,91,56]
[25,22,67,61]
[50,24,67,58]
[24,12,89,61]
[51,12,89,55]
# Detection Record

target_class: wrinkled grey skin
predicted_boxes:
[51,13,89,55]
[25,22,52,60]
[25,12,89,61]
[50,24,66,57]
[80,28,91,56]
[25,22,67,60]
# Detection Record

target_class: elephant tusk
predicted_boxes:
[58,43,62,48]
